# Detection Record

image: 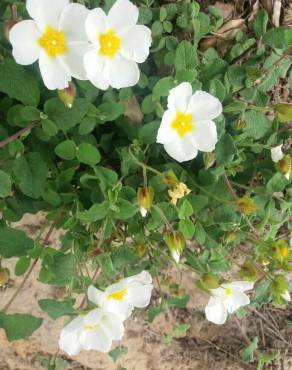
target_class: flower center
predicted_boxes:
[107,287,127,301]
[38,26,67,58]
[98,29,121,58]
[279,246,289,258]
[83,323,101,331]
[225,287,232,297]
[171,112,193,137]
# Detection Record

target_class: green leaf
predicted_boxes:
[44,98,90,132]
[213,204,237,223]
[178,199,193,219]
[153,77,175,97]
[98,101,124,122]
[266,173,288,194]
[209,79,226,102]
[166,294,190,308]
[78,117,97,135]
[97,253,117,278]
[274,102,292,122]
[38,299,76,320]
[263,27,292,49]
[76,143,101,165]
[0,59,40,106]
[13,152,47,198]
[113,199,137,220]
[47,254,75,286]
[138,121,160,144]
[215,133,236,164]
[0,227,34,258]
[242,337,258,362]
[15,256,31,276]
[244,110,271,139]
[0,312,43,341]
[175,41,198,70]
[109,346,128,362]
[78,201,109,223]
[55,140,76,160]
[0,170,12,198]
[179,219,196,239]
[253,9,268,38]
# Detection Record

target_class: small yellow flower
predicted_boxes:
[168,182,191,206]
[236,196,256,215]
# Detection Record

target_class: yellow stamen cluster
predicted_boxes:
[171,112,193,137]
[38,26,67,58]
[168,182,191,206]
[225,287,232,297]
[236,196,256,215]
[107,287,127,301]
[98,29,121,57]
[84,323,101,331]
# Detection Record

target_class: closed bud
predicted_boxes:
[4,20,18,41]
[163,170,179,187]
[224,230,238,243]
[58,82,76,108]
[203,152,216,169]
[134,242,147,257]
[238,261,259,281]
[236,196,256,215]
[276,155,291,180]
[235,118,246,130]
[0,267,10,287]
[200,273,220,289]
[164,231,185,263]
[137,186,154,217]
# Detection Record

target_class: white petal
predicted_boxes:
[128,283,153,308]
[205,297,227,325]
[163,136,198,162]
[190,119,218,152]
[88,285,104,306]
[85,8,107,44]
[38,51,70,90]
[125,270,152,285]
[210,287,227,300]
[120,25,151,63]
[58,3,89,42]
[284,172,290,180]
[140,207,147,217]
[228,281,255,293]
[271,144,284,163]
[101,312,125,340]
[9,20,41,65]
[167,82,193,112]
[225,291,250,314]
[104,299,133,320]
[171,250,180,263]
[188,90,222,121]
[84,49,109,90]
[281,290,291,302]
[107,0,139,32]
[156,109,178,144]
[59,316,83,356]
[26,0,69,31]
[61,42,90,80]
[104,54,140,89]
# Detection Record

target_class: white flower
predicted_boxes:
[88,270,153,320]
[59,308,124,356]
[9,0,90,90]
[83,0,152,90]
[139,206,148,217]
[205,281,254,325]
[281,290,291,302]
[271,144,284,162]
[156,82,222,162]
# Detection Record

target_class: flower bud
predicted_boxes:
[276,155,291,180]
[137,186,154,217]
[235,118,246,130]
[236,196,256,215]
[134,242,147,257]
[0,267,10,287]
[163,170,179,187]
[58,82,76,108]
[224,230,239,243]
[4,20,18,41]
[203,152,215,169]
[164,231,185,263]
[200,273,220,289]
[238,261,259,281]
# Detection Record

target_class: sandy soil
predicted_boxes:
[0,213,291,370]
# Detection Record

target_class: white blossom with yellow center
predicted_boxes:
[58,308,124,356]
[9,0,90,90]
[83,0,152,90]
[156,82,222,162]
[88,271,153,320]
[205,281,254,325]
